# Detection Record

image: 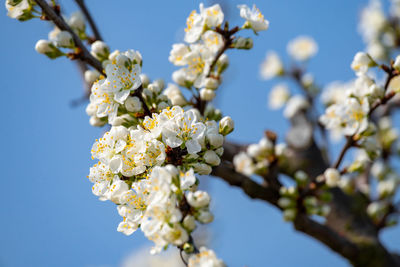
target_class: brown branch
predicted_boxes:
[34,0,103,73]
[74,0,103,41]
[211,161,280,204]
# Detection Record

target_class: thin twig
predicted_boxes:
[74,0,103,41]
[33,0,103,73]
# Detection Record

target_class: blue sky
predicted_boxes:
[1,0,400,266]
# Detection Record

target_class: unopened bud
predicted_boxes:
[203,150,221,166]
[91,40,110,61]
[125,96,142,112]
[200,88,216,101]
[54,31,74,48]
[219,116,234,135]
[35,40,63,59]
[197,209,214,224]
[84,69,100,84]
[234,37,253,49]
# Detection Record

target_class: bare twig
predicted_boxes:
[33,0,103,73]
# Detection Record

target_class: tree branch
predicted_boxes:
[34,0,103,73]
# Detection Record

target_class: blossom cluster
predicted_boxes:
[88,103,233,254]
[169,3,269,104]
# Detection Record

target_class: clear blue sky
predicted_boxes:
[1,0,399,266]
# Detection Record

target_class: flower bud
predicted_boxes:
[219,116,234,135]
[68,11,85,32]
[91,40,110,61]
[369,84,384,100]
[233,37,253,49]
[203,150,221,166]
[192,163,212,175]
[200,88,216,101]
[148,83,161,94]
[377,177,398,198]
[367,202,386,218]
[324,168,341,187]
[125,96,142,112]
[283,208,297,221]
[164,84,188,106]
[217,53,229,73]
[86,103,97,116]
[84,69,100,84]
[294,170,308,186]
[187,191,210,208]
[351,52,376,73]
[154,79,165,90]
[54,31,74,48]
[183,215,196,231]
[204,77,219,90]
[196,209,214,224]
[320,205,331,217]
[207,133,224,148]
[140,74,150,87]
[35,40,64,59]
[279,186,298,197]
[208,140,220,153]
[89,116,106,127]
[275,143,287,157]
[183,243,194,253]
[278,197,295,209]
[394,55,400,71]
[172,69,187,87]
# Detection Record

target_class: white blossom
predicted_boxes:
[260,51,284,80]
[287,36,318,61]
[351,52,376,73]
[188,247,226,267]
[283,95,309,118]
[237,4,269,32]
[233,152,255,176]
[268,84,290,109]
[169,43,190,66]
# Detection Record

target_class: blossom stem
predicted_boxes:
[33,0,103,73]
